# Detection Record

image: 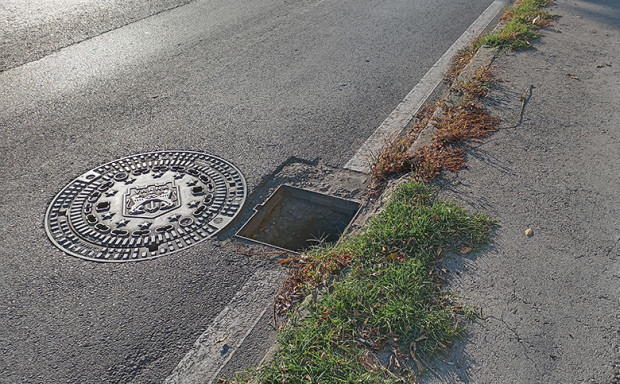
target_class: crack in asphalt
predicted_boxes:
[485,315,542,375]
[604,238,620,260]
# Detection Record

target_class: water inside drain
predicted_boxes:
[237,185,360,252]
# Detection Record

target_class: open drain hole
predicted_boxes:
[236,185,360,252]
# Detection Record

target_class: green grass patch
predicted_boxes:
[256,182,496,383]
[482,0,555,50]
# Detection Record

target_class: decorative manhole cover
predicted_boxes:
[45,151,246,262]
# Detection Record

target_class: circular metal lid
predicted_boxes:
[45,151,246,262]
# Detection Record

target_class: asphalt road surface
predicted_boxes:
[0,0,193,71]
[1,0,496,382]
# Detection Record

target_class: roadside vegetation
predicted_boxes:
[370,0,553,190]
[444,35,484,84]
[370,98,499,192]
[482,0,556,50]
[258,182,495,383]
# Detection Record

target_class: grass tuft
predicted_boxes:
[445,36,484,83]
[370,100,499,185]
[482,0,555,50]
[369,104,437,191]
[433,101,500,146]
[455,66,497,99]
[256,182,496,383]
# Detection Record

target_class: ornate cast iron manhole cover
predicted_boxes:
[45,151,246,262]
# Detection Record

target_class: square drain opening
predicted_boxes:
[237,185,360,252]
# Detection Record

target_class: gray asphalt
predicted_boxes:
[425,1,620,382]
[0,0,496,382]
[0,0,192,71]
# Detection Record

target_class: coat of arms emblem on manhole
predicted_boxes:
[124,181,181,218]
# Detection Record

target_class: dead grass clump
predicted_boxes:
[275,250,353,316]
[407,102,499,181]
[533,15,554,27]
[445,36,484,83]
[500,8,516,22]
[370,137,413,181]
[369,104,437,190]
[409,144,466,182]
[409,103,438,137]
[370,100,500,188]
[434,101,500,145]
[456,66,497,99]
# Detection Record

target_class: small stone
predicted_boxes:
[525,228,534,236]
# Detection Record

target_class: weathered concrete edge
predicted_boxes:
[408,44,501,153]
[164,268,286,384]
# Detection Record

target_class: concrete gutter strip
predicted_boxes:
[165,268,285,384]
[407,45,500,154]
